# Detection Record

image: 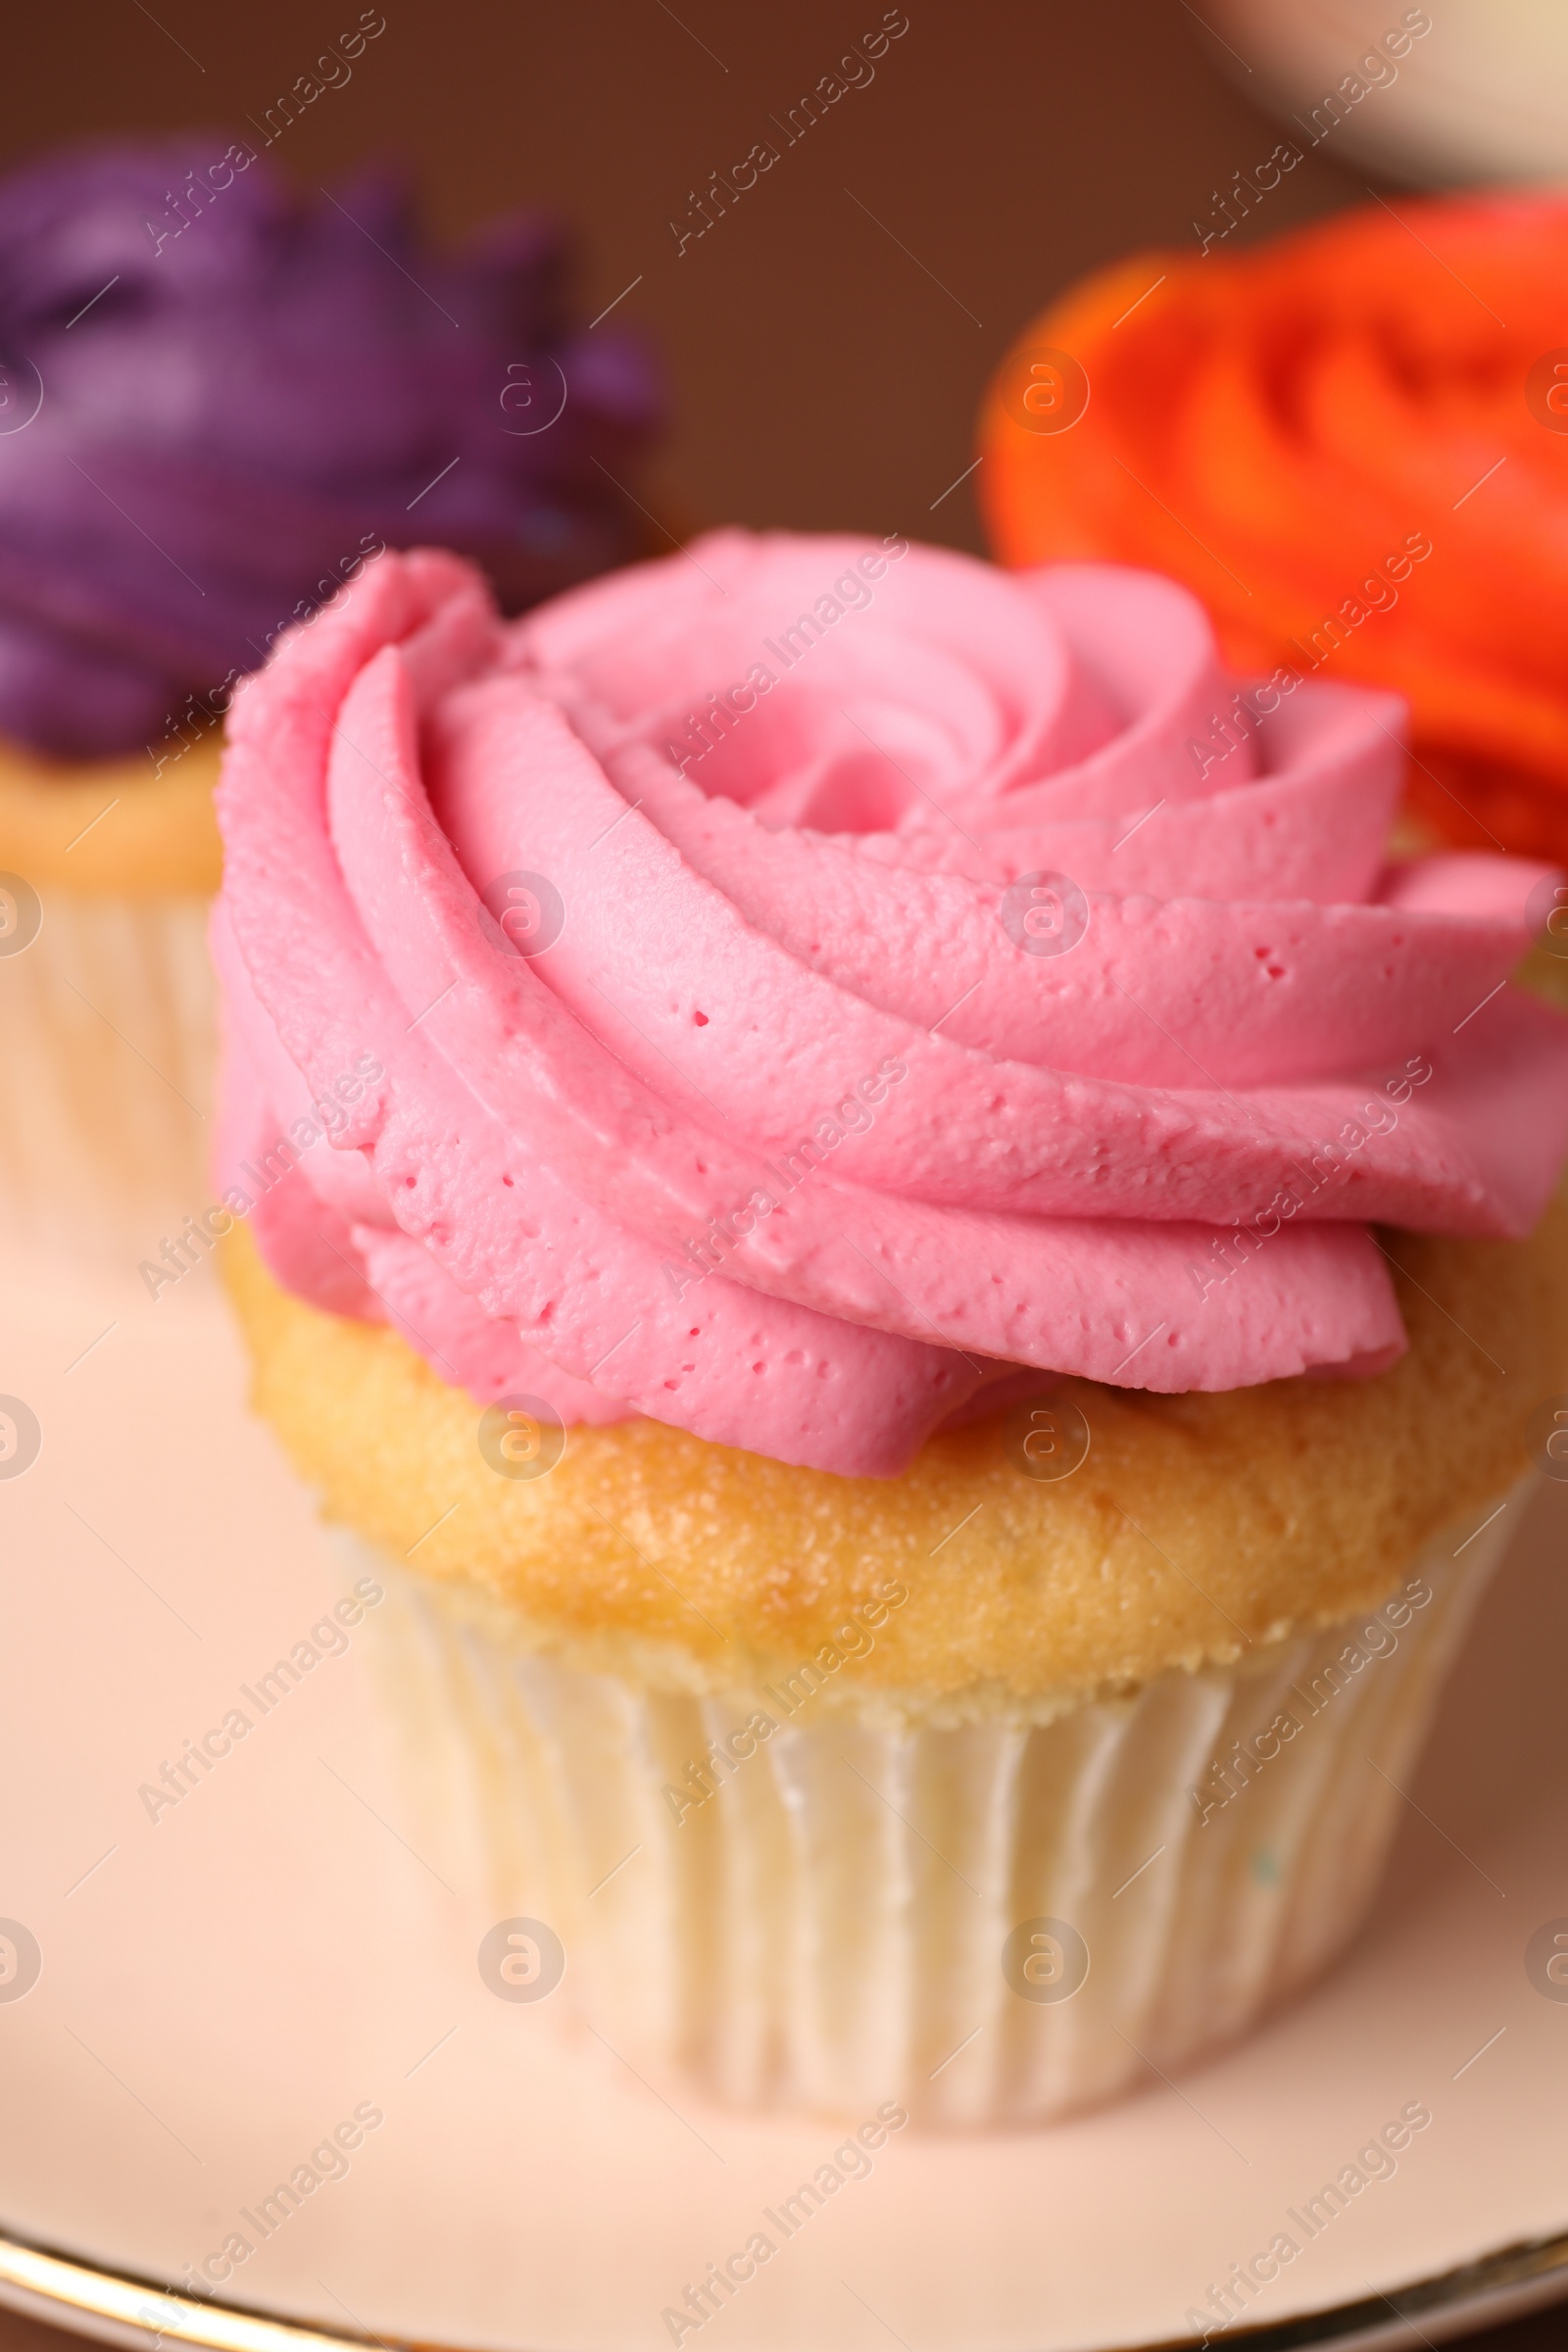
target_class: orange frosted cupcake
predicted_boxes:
[977,194,1568,866]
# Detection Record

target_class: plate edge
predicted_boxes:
[2,2214,1567,2352]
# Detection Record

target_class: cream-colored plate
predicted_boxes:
[1,1235,1566,2352]
[1208,0,1568,186]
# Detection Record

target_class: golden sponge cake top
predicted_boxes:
[223,1203,1568,1715]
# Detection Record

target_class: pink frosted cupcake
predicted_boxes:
[214,536,1568,2124]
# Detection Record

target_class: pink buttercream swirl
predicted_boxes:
[212,534,1568,1477]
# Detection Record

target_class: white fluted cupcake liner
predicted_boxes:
[347,1490,1517,2129]
[0,890,215,1256]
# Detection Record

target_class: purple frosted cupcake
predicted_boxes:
[0,135,662,1250]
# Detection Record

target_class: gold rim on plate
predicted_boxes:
[2,2214,1567,2352]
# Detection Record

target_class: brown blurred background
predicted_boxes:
[2,0,1393,560]
[0,4,1552,2347]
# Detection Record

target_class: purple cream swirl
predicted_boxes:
[0,138,662,758]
